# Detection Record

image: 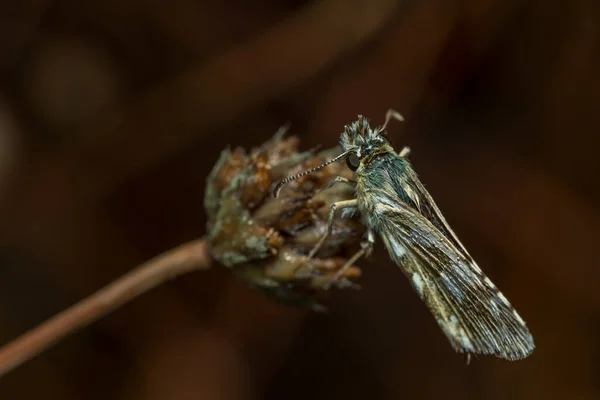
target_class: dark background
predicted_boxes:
[0,0,599,398]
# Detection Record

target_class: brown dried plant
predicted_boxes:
[205,128,366,310]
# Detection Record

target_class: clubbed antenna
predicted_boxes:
[381,109,404,132]
[272,150,351,198]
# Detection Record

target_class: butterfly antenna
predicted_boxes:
[381,109,405,132]
[272,150,350,198]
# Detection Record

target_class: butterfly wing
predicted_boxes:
[375,196,534,360]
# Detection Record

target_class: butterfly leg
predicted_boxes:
[323,176,356,191]
[324,229,375,289]
[294,199,358,277]
[306,199,358,260]
[293,185,358,277]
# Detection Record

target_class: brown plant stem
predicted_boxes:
[0,238,212,378]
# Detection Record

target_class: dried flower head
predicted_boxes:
[204,127,366,310]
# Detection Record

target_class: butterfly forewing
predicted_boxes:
[374,168,534,360]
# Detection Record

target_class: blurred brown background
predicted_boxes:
[0,0,599,399]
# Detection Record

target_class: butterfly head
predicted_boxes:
[340,115,391,171]
[272,110,404,197]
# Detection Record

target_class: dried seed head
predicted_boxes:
[204,128,365,310]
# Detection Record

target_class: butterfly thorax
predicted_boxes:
[355,152,415,230]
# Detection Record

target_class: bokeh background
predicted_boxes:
[1,0,599,399]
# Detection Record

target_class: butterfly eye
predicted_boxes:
[346,153,360,171]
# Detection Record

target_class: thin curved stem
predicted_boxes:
[0,238,212,378]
